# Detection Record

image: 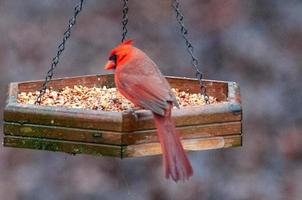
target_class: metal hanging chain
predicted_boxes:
[121,0,129,42]
[35,0,85,104]
[172,0,209,104]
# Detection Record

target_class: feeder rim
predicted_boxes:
[5,74,241,116]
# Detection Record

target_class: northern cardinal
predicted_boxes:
[104,40,193,182]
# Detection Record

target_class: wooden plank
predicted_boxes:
[14,74,228,101]
[4,122,122,145]
[17,74,115,92]
[4,102,241,132]
[6,82,18,103]
[166,76,228,101]
[4,103,124,132]
[227,81,241,104]
[3,134,241,158]
[4,121,241,145]
[122,121,241,145]
[3,136,122,157]
[122,102,242,131]
[123,135,242,157]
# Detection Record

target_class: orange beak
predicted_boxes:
[104,60,115,70]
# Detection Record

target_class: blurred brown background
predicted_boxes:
[1,0,302,199]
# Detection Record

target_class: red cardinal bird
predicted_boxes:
[104,40,193,182]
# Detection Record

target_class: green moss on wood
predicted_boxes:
[3,136,121,157]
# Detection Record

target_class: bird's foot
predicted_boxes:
[125,107,140,120]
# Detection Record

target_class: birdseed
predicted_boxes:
[17,85,219,112]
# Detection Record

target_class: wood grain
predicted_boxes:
[4,104,124,131]
[121,102,241,131]
[166,76,228,101]
[3,134,242,158]
[122,121,241,145]
[17,74,115,92]
[123,134,242,157]
[4,121,241,145]
[3,135,121,157]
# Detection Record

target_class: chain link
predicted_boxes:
[35,0,85,104]
[172,0,209,104]
[121,0,129,42]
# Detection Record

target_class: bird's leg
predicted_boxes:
[125,107,141,120]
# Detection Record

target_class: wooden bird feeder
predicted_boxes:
[2,0,243,157]
[3,74,242,158]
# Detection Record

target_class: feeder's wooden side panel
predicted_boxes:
[123,134,242,157]
[167,77,228,101]
[122,102,242,131]
[16,74,228,101]
[18,74,115,92]
[227,81,241,104]
[4,121,241,145]
[4,104,124,132]
[4,102,241,132]
[122,121,241,145]
[3,136,121,157]
[3,134,241,158]
[4,122,122,145]
[6,82,18,103]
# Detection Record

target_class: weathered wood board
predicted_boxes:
[3,135,242,158]
[3,74,242,158]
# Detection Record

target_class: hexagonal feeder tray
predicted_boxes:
[3,74,242,158]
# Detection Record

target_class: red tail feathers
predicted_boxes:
[153,103,193,182]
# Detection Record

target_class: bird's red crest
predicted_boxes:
[110,39,133,56]
[122,39,133,45]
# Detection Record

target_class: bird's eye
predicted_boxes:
[109,54,117,62]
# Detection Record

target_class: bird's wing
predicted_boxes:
[116,53,178,116]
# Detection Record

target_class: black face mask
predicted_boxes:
[109,54,117,63]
